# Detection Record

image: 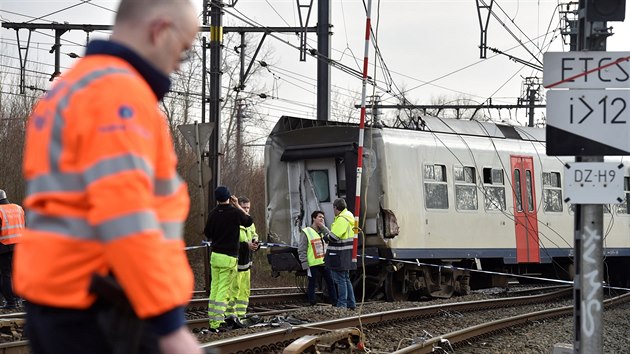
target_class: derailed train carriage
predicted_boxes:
[264,115,630,300]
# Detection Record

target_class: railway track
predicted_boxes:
[192,287,303,299]
[1,286,616,353]
[0,289,312,354]
[199,288,575,353]
[188,292,310,312]
[391,292,630,353]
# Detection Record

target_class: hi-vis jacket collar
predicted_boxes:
[85,40,171,101]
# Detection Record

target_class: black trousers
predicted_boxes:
[0,246,16,305]
[25,302,160,354]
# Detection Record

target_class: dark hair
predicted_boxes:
[333,198,347,211]
[214,186,230,202]
[311,210,324,222]
[238,196,250,204]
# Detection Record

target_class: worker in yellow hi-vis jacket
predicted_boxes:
[225,196,259,323]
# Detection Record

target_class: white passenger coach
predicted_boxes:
[264,116,630,300]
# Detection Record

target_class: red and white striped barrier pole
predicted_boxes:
[352,0,373,263]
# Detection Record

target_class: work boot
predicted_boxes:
[225,315,246,329]
[208,322,231,333]
[0,303,17,310]
[241,315,262,327]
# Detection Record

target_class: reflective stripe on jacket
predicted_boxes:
[324,209,356,271]
[14,54,192,319]
[237,223,257,271]
[302,227,325,267]
[0,204,25,245]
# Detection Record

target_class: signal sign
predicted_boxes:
[546,90,630,155]
[543,52,630,89]
[564,162,624,204]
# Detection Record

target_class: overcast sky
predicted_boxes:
[2,1,630,135]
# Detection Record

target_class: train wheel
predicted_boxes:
[353,275,384,301]
[430,283,454,298]
[456,274,471,295]
[384,271,409,301]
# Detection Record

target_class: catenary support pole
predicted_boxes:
[316,0,331,121]
[209,0,223,203]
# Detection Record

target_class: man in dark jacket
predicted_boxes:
[204,186,253,331]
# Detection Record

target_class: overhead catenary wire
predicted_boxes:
[4,2,549,120]
[404,28,559,96]
[478,0,544,66]
[222,5,399,96]
[3,3,562,131]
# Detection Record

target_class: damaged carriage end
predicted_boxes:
[378,208,399,239]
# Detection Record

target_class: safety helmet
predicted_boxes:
[0,190,5,200]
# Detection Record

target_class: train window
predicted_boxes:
[424,164,448,209]
[454,166,475,183]
[308,170,330,202]
[526,171,534,212]
[542,172,563,212]
[483,168,504,184]
[483,168,506,211]
[424,164,446,182]
[335,158,347,198]
[454,166,477,210]
[514,169,523,212]
[616,177,630,214]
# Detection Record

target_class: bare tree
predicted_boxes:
[218,32,273,191]
[427,94,489,120]
[330,88,361,123]
[0,53,45,204]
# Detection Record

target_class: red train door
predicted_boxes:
[510,156,540,263]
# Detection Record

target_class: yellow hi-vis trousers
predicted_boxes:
[208,252,237,329]
[225,269,251,319]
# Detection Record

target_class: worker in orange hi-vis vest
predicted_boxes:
[0,189,24,309]
[14,1,201,353]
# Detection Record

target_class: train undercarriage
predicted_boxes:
[351,258,473,301]
[271,247,495,301]
[270,246,629,302]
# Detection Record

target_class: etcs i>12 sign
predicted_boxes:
[546,90,630,154]
[564,162,624,204]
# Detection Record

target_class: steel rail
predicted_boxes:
[391,292,630,353]
[200,288,572,353]
[187,292,311,312]
[192,287,301,297]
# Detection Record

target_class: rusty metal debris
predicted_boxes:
[283,328,364,353]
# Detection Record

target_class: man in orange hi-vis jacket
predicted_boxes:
[14,1,201,353]
[0,189,24,309]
